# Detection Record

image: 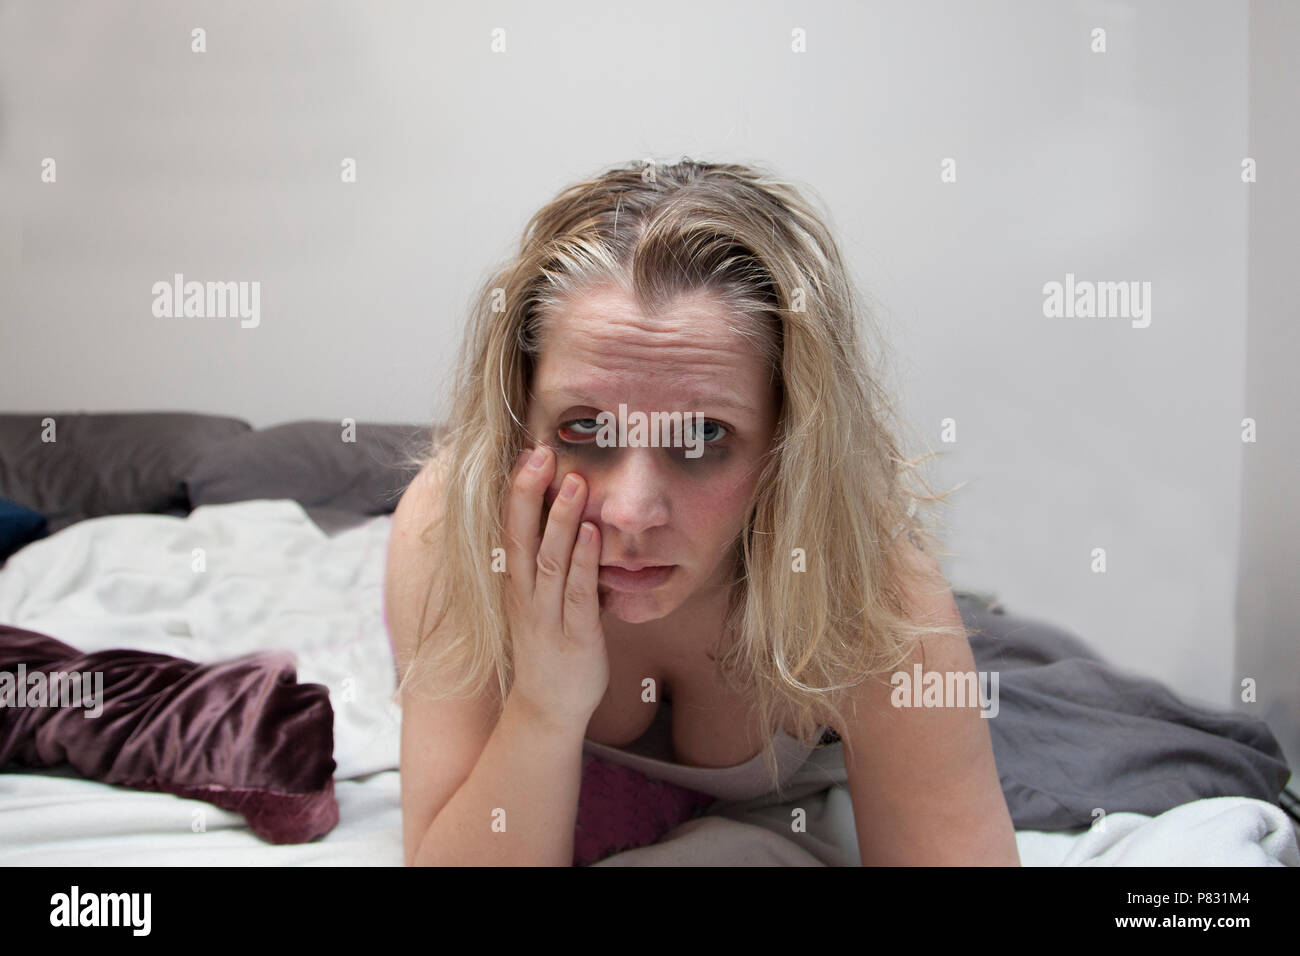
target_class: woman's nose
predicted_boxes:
[594,449,670,535]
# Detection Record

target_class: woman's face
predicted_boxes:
[525,284,780,626]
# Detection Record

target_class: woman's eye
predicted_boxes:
[687,420,727,443]
[557,419,602,443]
[556,418,729,448]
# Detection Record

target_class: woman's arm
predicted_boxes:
[386,459,588,866]
[838,543,1021,866]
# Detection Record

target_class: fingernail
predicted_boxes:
[529,446,547,469]
[560,474,579,499]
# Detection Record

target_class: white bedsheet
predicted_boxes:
[0,501,1293,866]
[0,770,1290,866]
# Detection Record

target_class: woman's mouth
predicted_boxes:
[597,564,676,592]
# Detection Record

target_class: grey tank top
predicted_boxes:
[581,697,829,802]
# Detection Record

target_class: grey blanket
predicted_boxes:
[957,592,1290,829]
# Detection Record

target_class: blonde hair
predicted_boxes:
[399,158,970,798]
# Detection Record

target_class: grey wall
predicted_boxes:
[0,1,1291,748]
[1239,0,1299,774]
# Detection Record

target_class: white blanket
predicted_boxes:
[0,501,1294,866]
[0,500,401,780]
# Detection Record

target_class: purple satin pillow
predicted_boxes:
[0,625,338,844]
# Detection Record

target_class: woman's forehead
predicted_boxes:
[529,285,776,414]
[533,322,768,409]
[540,286,764,365]
[547,284,736,335]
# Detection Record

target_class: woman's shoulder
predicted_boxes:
[384,448,453,670]
[391,443,455,543]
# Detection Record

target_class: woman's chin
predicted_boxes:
[598,588,675,624]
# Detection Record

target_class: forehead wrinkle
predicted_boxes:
[557,317,740,358]
[539,340,758,398]
[537,357,755,411]
[546,313,760,373]
[553,287,752,351]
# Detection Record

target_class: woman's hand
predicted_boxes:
[501,444,610,731]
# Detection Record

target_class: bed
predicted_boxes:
[0,413,1294,866]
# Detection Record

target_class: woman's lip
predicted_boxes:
[598,565,675,591]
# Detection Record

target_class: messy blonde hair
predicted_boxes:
[398,158,971,797]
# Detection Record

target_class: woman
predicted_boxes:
[385,158,1020,866]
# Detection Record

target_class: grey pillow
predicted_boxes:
[184,420,439,516]
[0,412,253,533]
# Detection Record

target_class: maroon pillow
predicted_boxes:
[573,755,716,865]
[0,625,337,844]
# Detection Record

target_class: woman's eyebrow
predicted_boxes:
[540,387,751,412]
